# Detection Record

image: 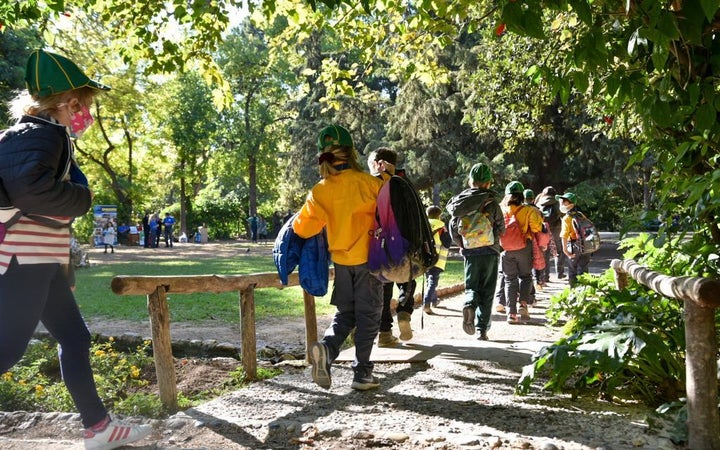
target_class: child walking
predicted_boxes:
[422,205,452,314]
[293,124,385,391]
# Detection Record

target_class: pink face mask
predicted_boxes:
[69,104,95,138]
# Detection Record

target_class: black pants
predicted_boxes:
[379,279,416,332]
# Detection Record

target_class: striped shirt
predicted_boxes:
[0,212,72,274]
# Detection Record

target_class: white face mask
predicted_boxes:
[560,204,571,214]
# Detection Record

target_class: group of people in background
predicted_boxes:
[141,212,175,248]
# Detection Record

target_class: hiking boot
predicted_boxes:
[84,416,152,450]
[495,304,506,314]
[477,330,489,341]
[519,305,530,319]
[309,341,332,389]
[351,375,380,391]
[462,305,475,335]
[377,331,399,347]
[423,305,434,315]
[397,312,413,341]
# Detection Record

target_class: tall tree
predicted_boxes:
[215,21,294,219]
[0,29,41,127]
[165,71,219,235]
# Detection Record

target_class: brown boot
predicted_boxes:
[397,312,413,341]
[377,331,399,347]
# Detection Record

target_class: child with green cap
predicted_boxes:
[446,163,504,340]
[499,181,544,323]
[557,192,591,286]
[0,49,152,450]
[293,124,385,391]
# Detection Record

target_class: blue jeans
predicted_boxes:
[0,259,106,428]
[423,267,442,306]
[322,263,383,375]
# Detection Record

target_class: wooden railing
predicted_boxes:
[611,259,720,450]
[111,270,333,412]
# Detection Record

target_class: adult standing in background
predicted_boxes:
[142,212,150,248]
[0,49,151,450]
[163,212,175,248]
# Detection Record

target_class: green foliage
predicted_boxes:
[0,336,284,418]
[190,181,245,240]
[0,338,152,414]
[518,270,686,405]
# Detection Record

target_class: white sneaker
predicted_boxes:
[84,416,152,450]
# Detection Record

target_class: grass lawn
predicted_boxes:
[73,254,466,324]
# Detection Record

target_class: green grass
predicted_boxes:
[74,255,466,324]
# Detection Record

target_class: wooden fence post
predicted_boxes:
[239,284,257,380]
[147,285,177,412]
[684,300,720,450]
[611,258,720,449]
[303,290,318,363]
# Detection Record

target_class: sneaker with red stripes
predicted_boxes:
[84,416,152,450]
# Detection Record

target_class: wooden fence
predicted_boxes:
[110,271,333,412]
[611,258,720,450]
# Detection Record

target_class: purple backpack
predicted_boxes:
[368,176,438,283]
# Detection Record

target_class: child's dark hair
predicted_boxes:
[373,147,397,165]
[426,205,442,219]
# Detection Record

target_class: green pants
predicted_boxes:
[463,253,500,332]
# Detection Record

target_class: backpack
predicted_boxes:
[535,221,552,250]
[368,175,438,283]
[451,199,494,249]
[572,211,601,255]
[499,206,528,251]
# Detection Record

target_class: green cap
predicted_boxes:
[468,163,492,184]
[317,125,354,151]
[523,189,535,199]
[25,49,111,97]
[556,192,578,204]
[505,181,525,195]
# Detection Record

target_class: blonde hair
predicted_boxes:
[9,86,97,121]
[319,145,363,178]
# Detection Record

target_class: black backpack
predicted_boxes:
[368,175,438,283]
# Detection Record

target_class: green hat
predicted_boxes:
[505,181,524,195]
[556,192,578,204]
[469,163,492,184]
[523,189,535,199]
[317,125,354,151]
[25,49,111,97]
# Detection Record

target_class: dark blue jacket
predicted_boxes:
[273,213,330,297]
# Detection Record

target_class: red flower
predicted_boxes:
[495,23,506,36]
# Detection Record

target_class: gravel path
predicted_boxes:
[0,236,684,449]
